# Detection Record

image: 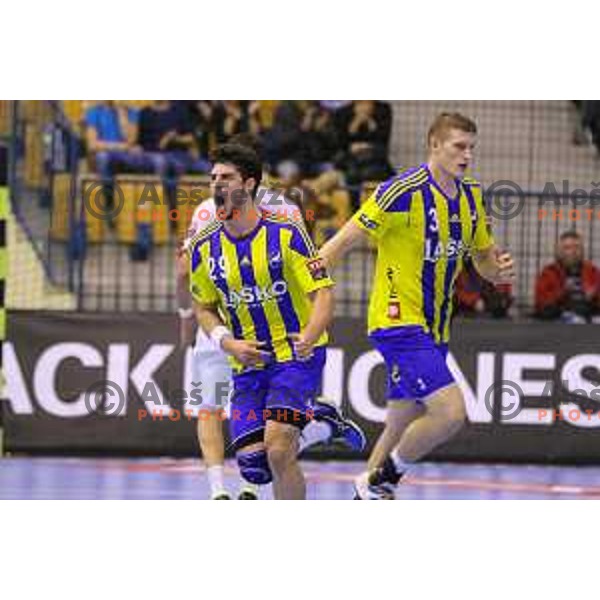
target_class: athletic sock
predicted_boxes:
[390,450,413,475]
[207,465,227,496]
[298,420,333,453]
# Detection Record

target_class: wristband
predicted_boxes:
[211,325,233,349]
[177,308,194,319]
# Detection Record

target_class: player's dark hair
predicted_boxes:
[211,143,263,199]
[559,230,581,241]
[427,112,477,146]
[228,133,264,160]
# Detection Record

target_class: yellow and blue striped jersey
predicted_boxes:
[353,164,494,344]
[189,215,334,371]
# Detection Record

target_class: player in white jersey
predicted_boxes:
[177,187,365,499]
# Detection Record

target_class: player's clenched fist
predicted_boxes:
[221,338,272,367]
[288,333,315,360]
[493,248,515,283]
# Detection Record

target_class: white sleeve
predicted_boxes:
[194,325,219,351]
[183,198,217,250]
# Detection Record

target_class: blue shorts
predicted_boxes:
[229,347,326,451]
[370,326,455,403]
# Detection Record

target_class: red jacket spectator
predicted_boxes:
[534,231,600,321]
[535,260,600,318]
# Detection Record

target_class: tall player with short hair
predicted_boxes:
[320,113,515,499]
[190,143,343,499]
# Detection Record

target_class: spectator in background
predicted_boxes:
[302,102,338,173]
[265,101,338,176]
[184,100,216,158]
[263,101,308,172]
[137,100,210,177]
[85,100,140,179]
[213,101,261,144]
[535,231,600,323]
[454,259,513,319]
[572,101,600,153]
[273,160,322,238]
[572,101,589,145]
[334,100,394,186]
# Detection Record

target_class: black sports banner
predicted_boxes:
[4,311,600,462]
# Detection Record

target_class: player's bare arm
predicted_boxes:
[290,286,335,359]
[193,301,224,338]
[473,245,515,284]
[319,220,367,268]
[194,301,271,367]
[176,245,196,347]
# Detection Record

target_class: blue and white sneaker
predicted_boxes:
[353,457,403,500]
[312,399,367,451]
[353,473,396,500]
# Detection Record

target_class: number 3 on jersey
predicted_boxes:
[428,208,439,233]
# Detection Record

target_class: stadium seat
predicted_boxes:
[114,175,138,244]
[20,101,52,124]
[137,175,169,245]
[0,101,11,137]
[256,100,280,130]
[62,101,86,127]
[115,175,169,245]
[24,124,45,188]
[49,173,72,242]
[77,175,107,243]
[128,100,153,109]
[50,174,106,251]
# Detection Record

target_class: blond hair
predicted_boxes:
[427,112,477,147]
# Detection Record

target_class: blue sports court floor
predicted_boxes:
[2,457,600,499]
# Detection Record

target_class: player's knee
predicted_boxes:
[442,396,466,429]
[237,450,272,485]
[429,388,466,430]
[265,439,296,475]
[199,404,226,416]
